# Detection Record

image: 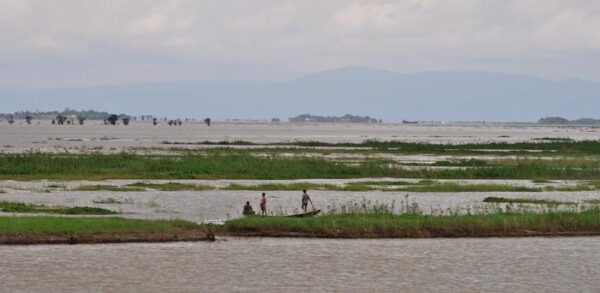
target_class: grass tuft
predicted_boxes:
[127,182,213,191]
[483,197,575,206]
[74,185,145,192]
[0,201,117,215]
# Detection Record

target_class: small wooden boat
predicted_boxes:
[285,209,321,218]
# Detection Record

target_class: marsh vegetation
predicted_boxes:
[0,201,116,215]
[2,149,600,180]
[0,216,206,244]
[218,201,600,238]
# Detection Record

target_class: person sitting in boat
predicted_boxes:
[243,201,255,216]
[301,189,313,213]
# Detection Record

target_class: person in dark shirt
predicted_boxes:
[243,201,255,216]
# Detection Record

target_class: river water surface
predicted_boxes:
[1,237,598,292]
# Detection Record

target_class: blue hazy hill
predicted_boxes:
[1,66,598,121]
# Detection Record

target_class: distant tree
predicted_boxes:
[55,115,67,125]
[77,116,86,125]
[122,117,130,126]
[8,115,14,124]
[25,116,32,125]
[152,118,158,126]
[538,117,570,124]
[107,114,119,125]
[204,118,211,126]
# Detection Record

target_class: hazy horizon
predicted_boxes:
[1,1,599,121]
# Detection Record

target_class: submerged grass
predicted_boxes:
[170,139,600,155]
[73,185,145,192]
[223,182,374,192]
[224,181,543,193]
[397,183,542,192]
[0,201,117,215]
[127,182,213,191]
[482,197,576,206]
[92,197,131,204]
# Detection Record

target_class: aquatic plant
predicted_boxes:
[0,201,117,215]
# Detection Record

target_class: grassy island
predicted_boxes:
[218,210,600,238]
[0,217,208,245]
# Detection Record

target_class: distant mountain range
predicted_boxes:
[1,66,599,122]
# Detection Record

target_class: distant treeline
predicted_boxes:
[0,109,118,120]
[539,117,600,125]
[289,114,381,123]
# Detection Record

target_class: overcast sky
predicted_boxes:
[2,0,600,88]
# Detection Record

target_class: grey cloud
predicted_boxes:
[0,0,599,87]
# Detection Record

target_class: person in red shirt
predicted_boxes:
[260,192,267,215]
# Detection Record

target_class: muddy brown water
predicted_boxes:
[0,237,598,292]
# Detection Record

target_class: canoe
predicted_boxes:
[285,210,321,218]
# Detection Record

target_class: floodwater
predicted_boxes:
[1,185,598,222]
[2,121,600,153]
[0,237,598,292]
[1,122,600,292]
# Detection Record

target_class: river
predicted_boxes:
[1,237,598,292]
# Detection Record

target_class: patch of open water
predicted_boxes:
[0,237,598,292]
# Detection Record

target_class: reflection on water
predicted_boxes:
[1,237,598,292]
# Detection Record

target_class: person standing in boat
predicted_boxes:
[301,189,313,213]
[260,193,267,215]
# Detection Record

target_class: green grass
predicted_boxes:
[127,182,213,191]
[0,201,117,215]
[398,183,542,192]
[219,210,600,238]
[545,181,600,192]
[350,180,415,186]
[162,140,257,146]
[0,216,199,235]
[483,197,576,206]
[585,199,600,204]
[223,181,542,192]
[174,139,600,156]
[223,182,374,192]
[532,179,553,183]
[431,159,488,167]
[1,151,600,180]
[73,185,145,192]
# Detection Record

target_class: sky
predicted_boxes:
[1,0,600,88]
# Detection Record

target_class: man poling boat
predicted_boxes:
[241,189,320,217]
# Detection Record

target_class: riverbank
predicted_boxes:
[216,210,600,238]
[0,216,208,245]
